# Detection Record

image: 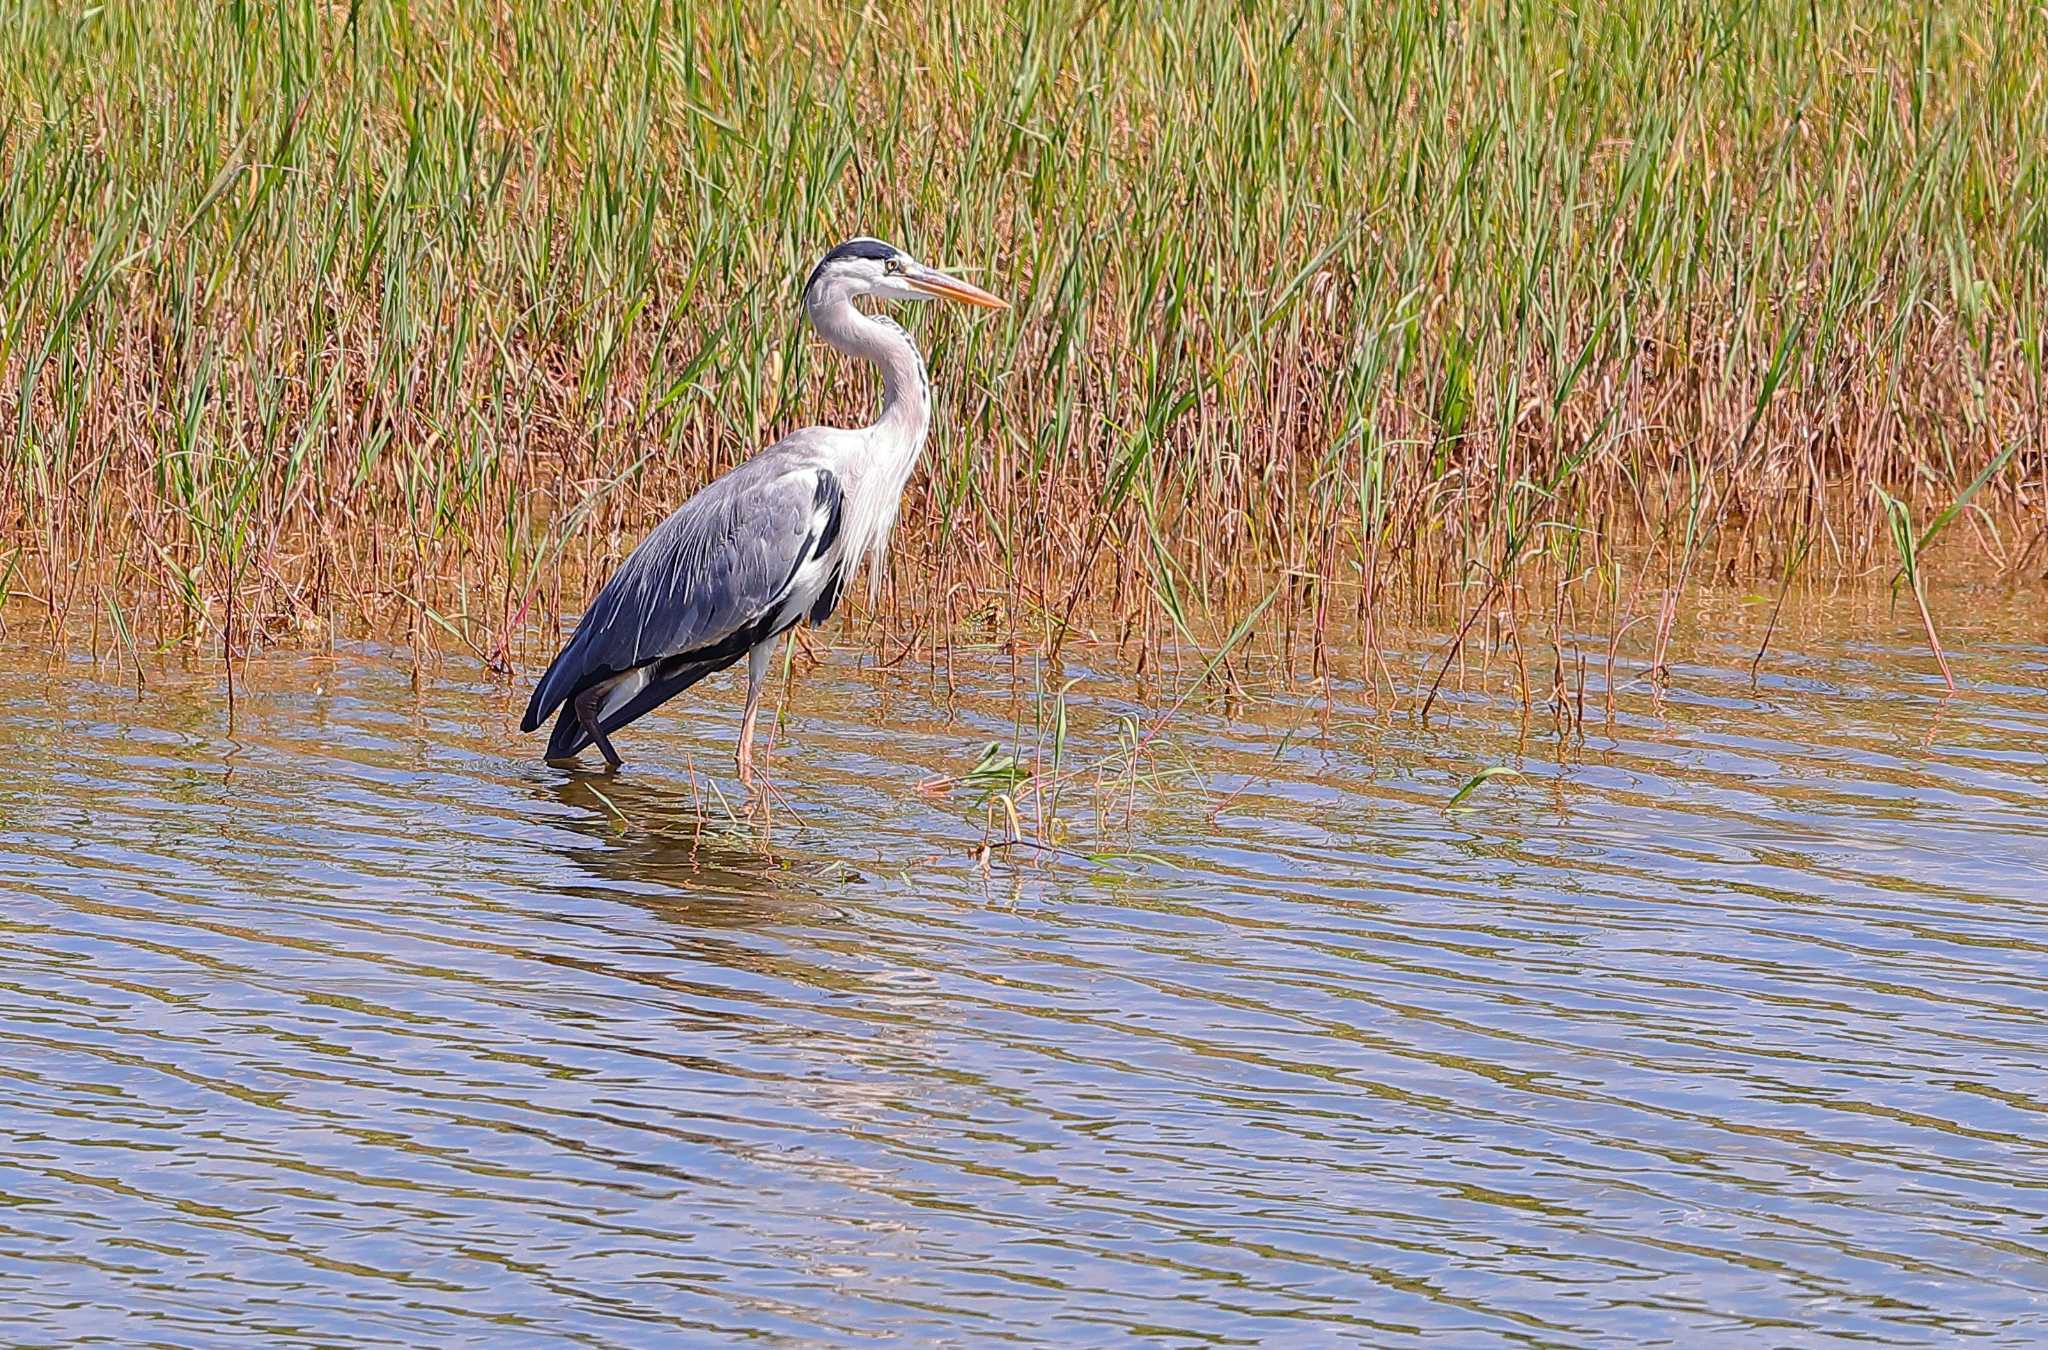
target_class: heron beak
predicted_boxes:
[906,264,1009,311]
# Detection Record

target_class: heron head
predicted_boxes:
[803,238,1008,312]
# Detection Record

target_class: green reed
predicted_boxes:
[0,0,2038,676]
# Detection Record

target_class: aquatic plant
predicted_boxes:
[0,0,2038,684]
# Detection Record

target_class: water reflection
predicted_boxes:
[533,772,804,903]
[0,594,2044,1344]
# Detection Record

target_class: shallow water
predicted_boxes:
[2,589,2046,1346]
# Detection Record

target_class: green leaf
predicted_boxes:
[1447,766,1521,810]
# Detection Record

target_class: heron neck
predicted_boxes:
[808,297,931,468]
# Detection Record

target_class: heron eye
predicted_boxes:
[886,258,905,274]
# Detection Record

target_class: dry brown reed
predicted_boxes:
[0,0,2040,691]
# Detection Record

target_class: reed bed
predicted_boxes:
[1,0,2041,685]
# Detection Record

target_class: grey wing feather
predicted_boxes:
[521,436,843,733]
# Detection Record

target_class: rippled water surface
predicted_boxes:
[3,590,2046,1346]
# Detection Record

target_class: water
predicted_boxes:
[3,592,2045,1346]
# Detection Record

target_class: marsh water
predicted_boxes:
[2,588,2045,1346]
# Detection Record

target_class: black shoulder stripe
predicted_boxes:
[809,565,847,627]
[767,470,843,608]
[814,470,843,552]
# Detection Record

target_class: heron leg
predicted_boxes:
[574,686,623,770]
[736,638,776,788]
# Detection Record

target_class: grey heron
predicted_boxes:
[520,237,1007,780]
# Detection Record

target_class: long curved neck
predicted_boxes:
[805,295,933,593]
[807,296,930,462]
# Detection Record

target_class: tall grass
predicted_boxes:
[0,0,2040,678]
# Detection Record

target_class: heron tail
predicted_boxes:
[522,639,585,733]
[540,655,731,763]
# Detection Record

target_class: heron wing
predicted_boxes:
[521,440,845,733]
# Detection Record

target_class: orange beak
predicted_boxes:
[906,264,1010,311]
